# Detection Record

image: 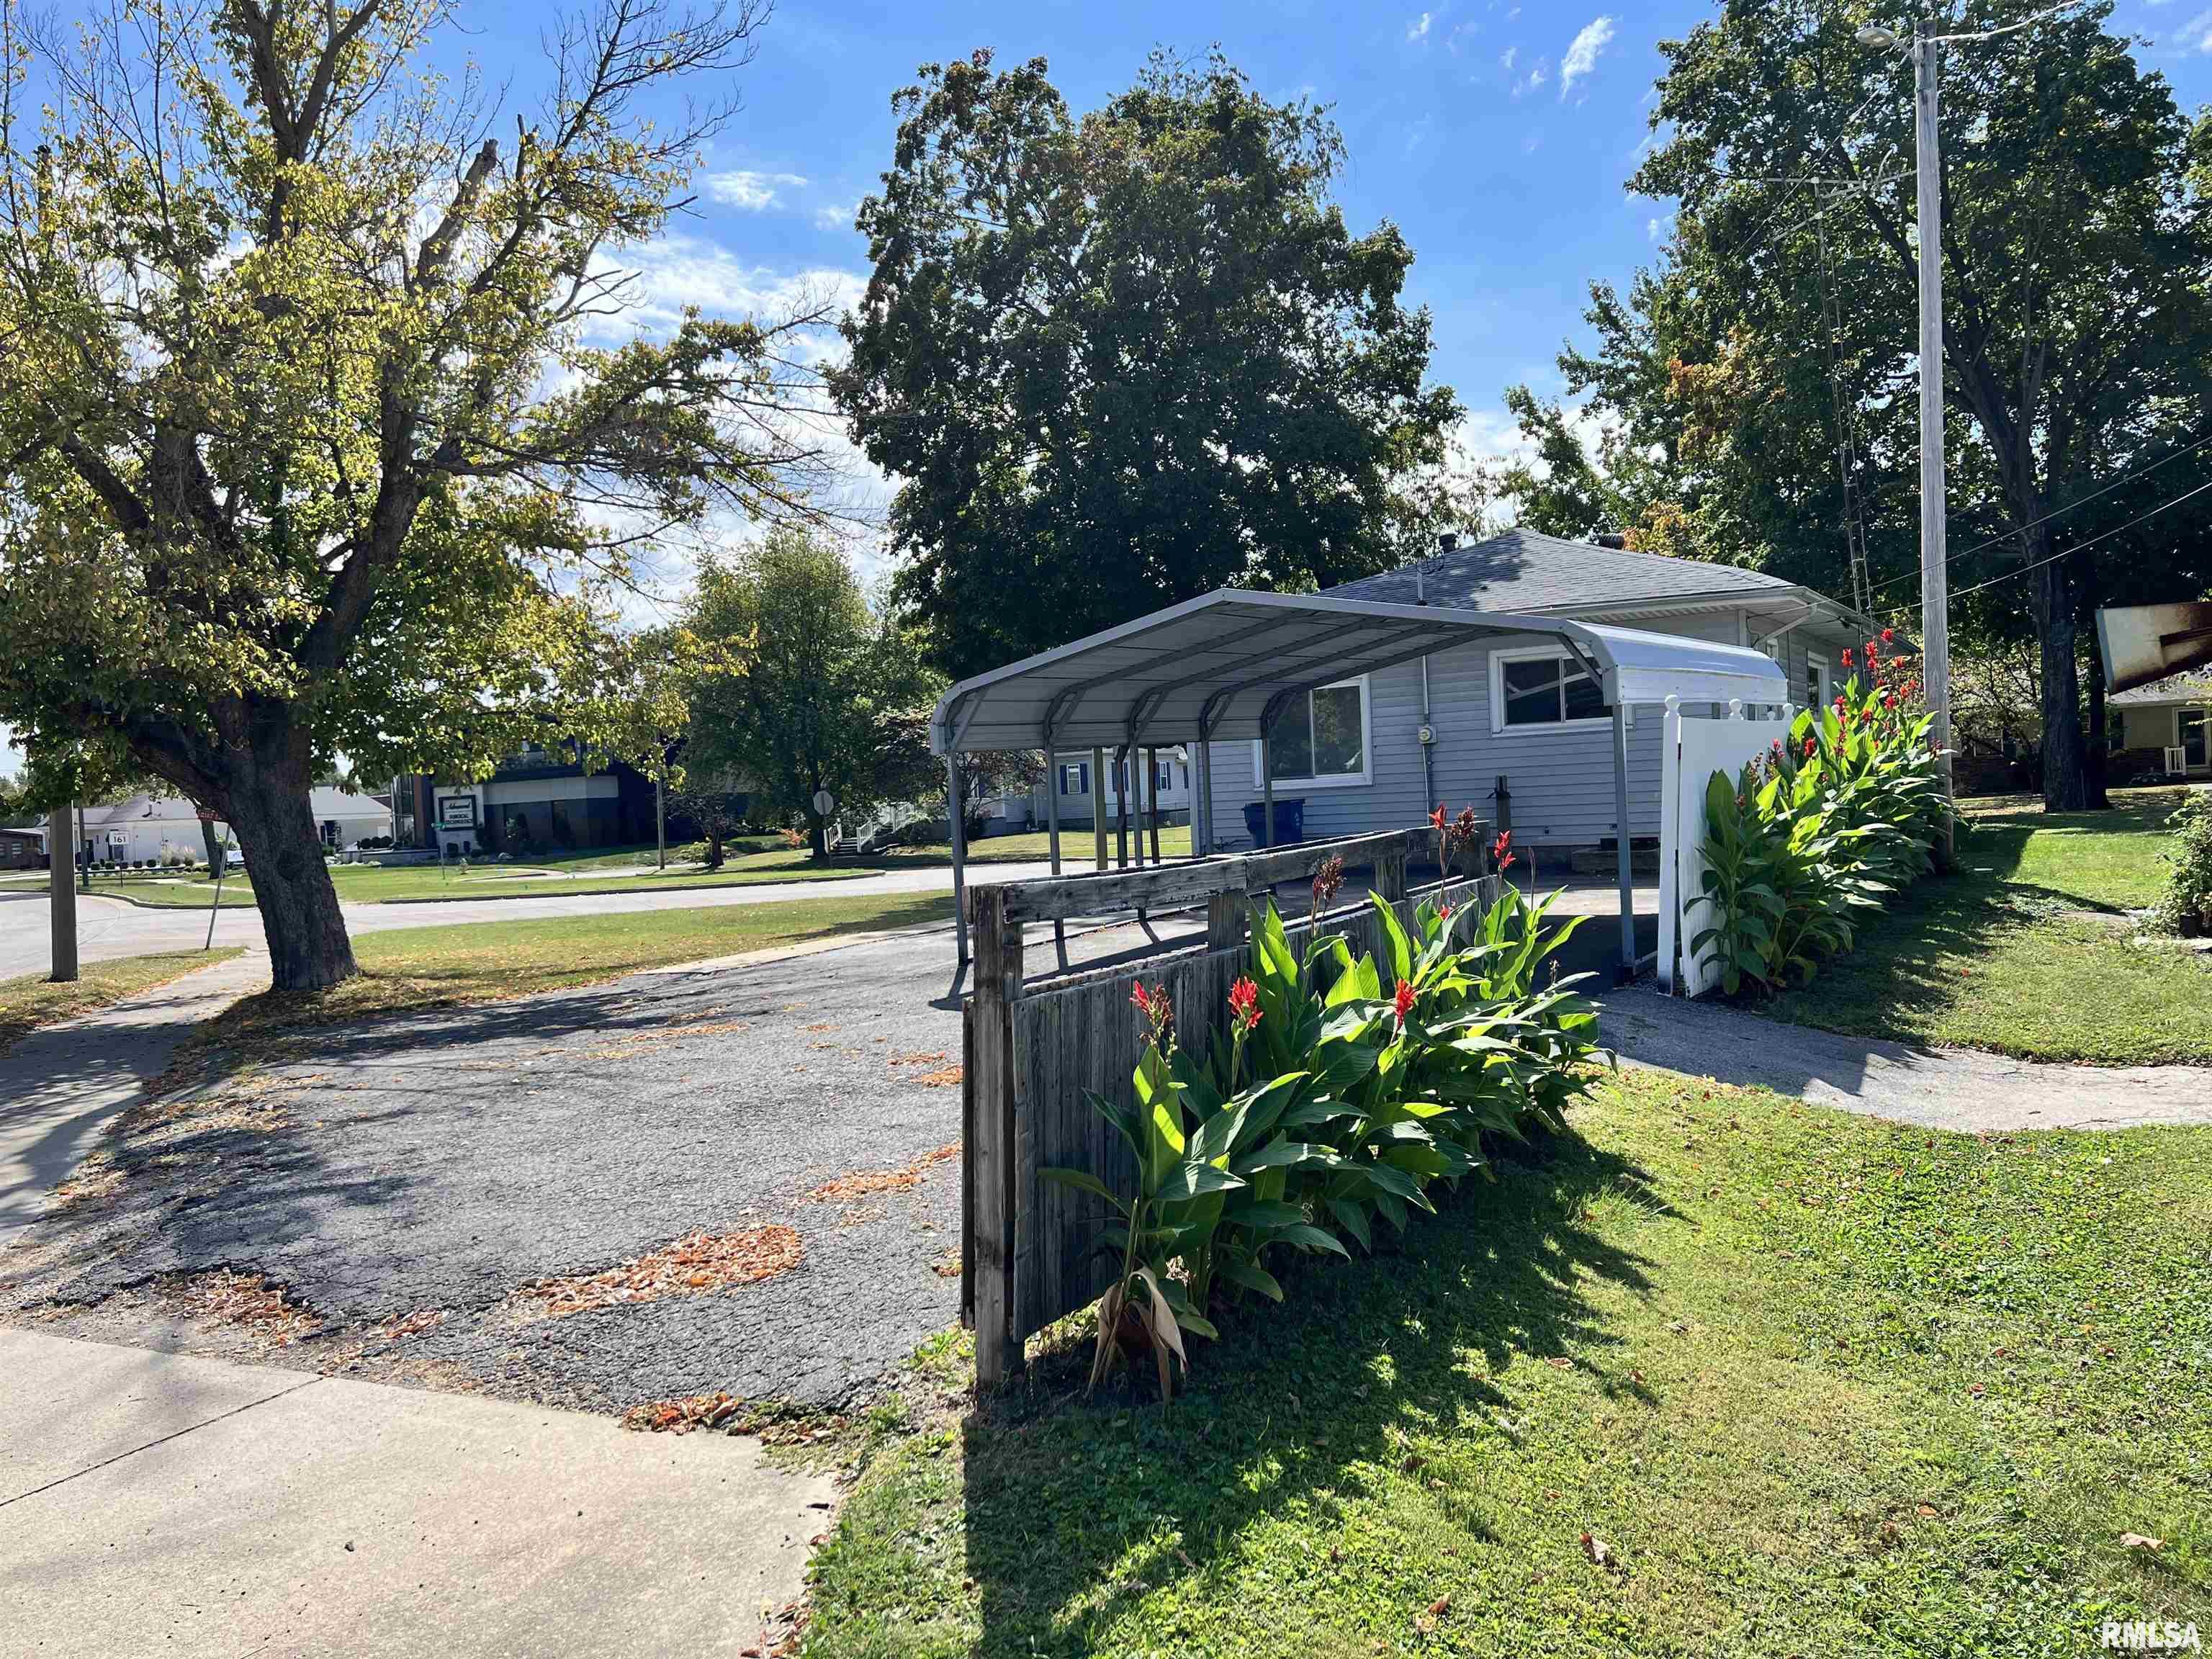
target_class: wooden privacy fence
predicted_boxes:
[961,824,1501,1387]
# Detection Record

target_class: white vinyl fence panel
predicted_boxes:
[1658,696,1794,997]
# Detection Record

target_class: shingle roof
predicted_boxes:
[1324,527,1801,613]
[2111,670,2212,707]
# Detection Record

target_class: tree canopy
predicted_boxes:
[1529,0,2212,809]
[683,529,940,855]
[831,49,1464,682]
[0,0,835,986]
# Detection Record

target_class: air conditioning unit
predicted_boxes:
[2164,745,2189,776]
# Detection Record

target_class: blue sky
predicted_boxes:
[7,0,2211,778]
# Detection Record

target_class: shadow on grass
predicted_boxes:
[958,1130,1663,1655]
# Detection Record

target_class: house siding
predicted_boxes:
[1201,607,1861,852]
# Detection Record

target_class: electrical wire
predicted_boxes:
[1943,473,2212,603]
[1857,427,2212,604]
[1930,0,2094,48]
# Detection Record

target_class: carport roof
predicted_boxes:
[930,588,1787,755]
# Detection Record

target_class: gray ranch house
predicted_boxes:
[1169,528,1881,855]
[2108,670,2211,782]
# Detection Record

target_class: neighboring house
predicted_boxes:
[1031,749,1195,831]
[0,825,45,869]
[2109,670,2212,781]
[397,742,665,857]
[58,788,392,865]
[1193,529,1883,852]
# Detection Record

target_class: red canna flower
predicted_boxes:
[1429,804,1447,832]
[1131,981,1172,1043]
[1393,979,1416,1030]
[1883,693,1898,709]
[1841,647,1853,667]
[1804,734,1817,758]
[1492,829,1516,873]
[1881,627,1895,644]
[1130,982,1151,1016]
[1437,901,1455,921]
[1227,976,1262,1035]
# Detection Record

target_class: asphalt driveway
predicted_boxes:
[0,927,981,1411]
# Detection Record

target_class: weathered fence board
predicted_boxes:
[961,829,1500,1388]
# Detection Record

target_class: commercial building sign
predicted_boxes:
[436,793,479,830]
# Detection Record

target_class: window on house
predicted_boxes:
[1153,757,1180,792]
[2183,709,2208,768]
[1259,679,1368,784]
[1495,652,1610,730]
[1804,652,1830,711]
[1058,762,1089,796]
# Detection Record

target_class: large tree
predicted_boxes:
[0,0,835,989]
[683,529,939,857]
[830,49,1463,681]
[1602,0,2212,810]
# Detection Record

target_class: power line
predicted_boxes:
[1931,0,2094,48]
[1943,472,2212,603]
[1858,427,2212,604]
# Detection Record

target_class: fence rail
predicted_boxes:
[961,822,1497,1387]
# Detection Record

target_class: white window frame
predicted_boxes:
[1487,645,1613,739]
[1057,762,1089,797]
[2182,708,2209,768]
[1249,675,1374,791]
[1804,650,1831,710]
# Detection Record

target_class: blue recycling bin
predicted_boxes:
[1241,797,1307,847]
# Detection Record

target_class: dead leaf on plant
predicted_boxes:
[2121,1532,2165,1553]
[1581,1532,1617,1570]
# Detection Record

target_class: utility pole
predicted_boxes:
[49,800,77,982]
[1912,17,1956,868]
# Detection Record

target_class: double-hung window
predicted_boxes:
[1491,649,1611,733]
[1057,762,1089,796]
[1253,678,1370,787]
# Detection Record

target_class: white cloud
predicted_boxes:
[1511,56,1548,99]
[700,170,809,211]
[1560,15,1617,99]
[2177,8,2212,50]
[814,201,858,233]
[1647,214,1670,242]
[1500,45,1517,71]
[1407,10,1433,42]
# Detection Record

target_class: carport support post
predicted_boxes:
[1612,701,1635,981]
[1091,747,1108,871]
[1145,746,1162,866]
[1259,732,1275,849]
[1043,737,1066,965]
[948,754,970,965]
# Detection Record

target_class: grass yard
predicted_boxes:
[804,1068,2212,1659]
[889,824,1192,867]
[86,843,868,907]
[1759,786,2212,1065]
[202,889,954,1038]
[0,950,243,1056]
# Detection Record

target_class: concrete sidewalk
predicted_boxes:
[0,950,270,1248]
[0,1328,832,1658]
[1600,986,2212,1133]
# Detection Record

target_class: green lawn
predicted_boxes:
[0,950,243,1056]
[889,824,1192,866]
[1758,786,2212,1065]
[203,889,953,1038]
[83,844,868,907]
[803,1068,2211,1658]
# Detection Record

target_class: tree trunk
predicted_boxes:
[221,744,358,992]
[2032,549,2092,811]
[199,817,224,872]
[2081,560,2112,810]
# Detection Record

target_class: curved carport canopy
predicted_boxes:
[929,588,1788,968]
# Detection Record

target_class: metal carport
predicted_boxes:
[929,588,1788,975]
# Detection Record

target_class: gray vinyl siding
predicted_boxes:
[1200,607,1867,853]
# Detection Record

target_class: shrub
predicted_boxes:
[2154,793,2212,934]
[1045,883,1606,1398]
[1691,636,1946,994]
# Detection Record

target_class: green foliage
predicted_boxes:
[2153,793,2212,933]
[832,48,1463,680]
[1692,644,1946,994]
[1043,882,1605,1398]
[683,528,943,848]
[1557,1,2212,809]
[0,0,827,987]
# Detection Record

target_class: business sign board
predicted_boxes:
[2098,601,2212,694]
[436,793,479,830]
